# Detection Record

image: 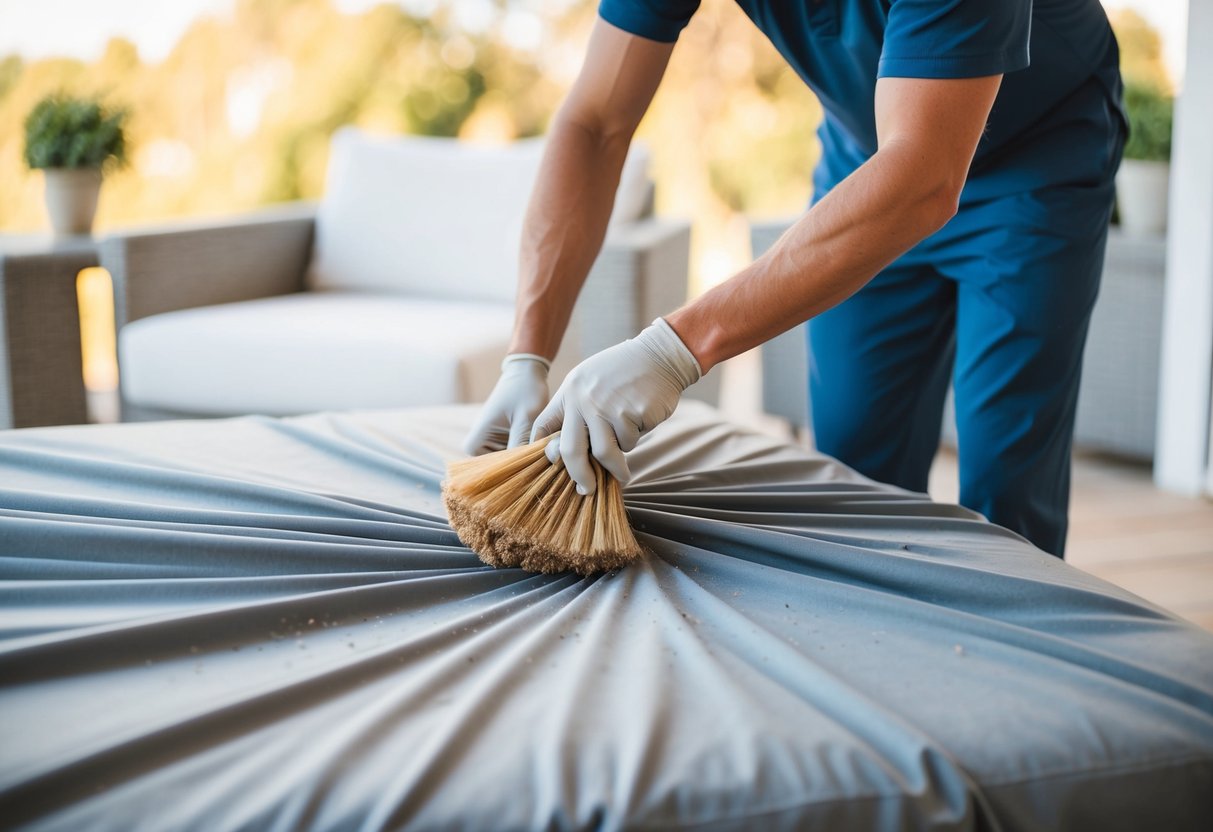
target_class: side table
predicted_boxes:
[0,234,97,429]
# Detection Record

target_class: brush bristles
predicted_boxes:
[443,435,643,575]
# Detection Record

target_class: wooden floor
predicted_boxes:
[718,349,1213,632]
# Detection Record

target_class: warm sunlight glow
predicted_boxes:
[76,267,118,392]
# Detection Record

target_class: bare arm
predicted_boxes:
[666,74,1003,371]
[508,19,674,359]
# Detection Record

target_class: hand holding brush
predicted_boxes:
[530,317,702,495]
[463,353,551,455]
[446,319,701,575]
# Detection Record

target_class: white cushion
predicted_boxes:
[120,293,514,416]
[307,128,651,302]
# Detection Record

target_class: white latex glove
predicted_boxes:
[530,318,701,495]
[463,353,551,455]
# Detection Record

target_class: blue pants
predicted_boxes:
[807,180,1117,557]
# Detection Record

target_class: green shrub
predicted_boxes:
[1123,82,1172,162]
[23,94,127,170]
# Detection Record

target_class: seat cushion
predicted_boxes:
[307,128,651,302]
[119,293,513,416]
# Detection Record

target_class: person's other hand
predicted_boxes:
[530,318,701,495]
[463,354,551,455]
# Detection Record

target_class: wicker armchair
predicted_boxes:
[101,207,694,421]
[749,218,811,434]
[100,131,704,421]
[0,236,96,429]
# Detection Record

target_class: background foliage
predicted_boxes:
[0,0,821,285]
[1108,9,1174,162]
[0,1,1175,280]
[23,94,127,169]
[1121,81,1172,162]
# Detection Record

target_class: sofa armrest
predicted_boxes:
[572,216,722,404]
[576,217,692,356]
[99,203,316,328]
[749,217,797,261]
[750,216,809,428]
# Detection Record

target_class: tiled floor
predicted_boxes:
[717,349,1213,632]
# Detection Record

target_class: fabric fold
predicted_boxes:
[1,402,1211,831]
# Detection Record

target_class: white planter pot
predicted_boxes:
[1115,159,1170,237]
[42,167,103,236]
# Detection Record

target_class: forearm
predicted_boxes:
[508,114,631,359]
[667,72,1003,372]
[667,140,961,371]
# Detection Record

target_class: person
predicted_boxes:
[464,0,1126,558]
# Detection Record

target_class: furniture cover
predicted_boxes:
[2,402,1211,831]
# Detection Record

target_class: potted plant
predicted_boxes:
[1115,81,1173,236]
[23,94,128,236]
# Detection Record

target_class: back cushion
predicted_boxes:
[307,128,651,302]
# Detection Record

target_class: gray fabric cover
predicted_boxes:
[1,402,1211,831]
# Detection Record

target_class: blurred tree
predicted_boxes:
[0,56,23,102]
[635,0,821,286]
[1109,8,1172,94]
[0,0,823,288]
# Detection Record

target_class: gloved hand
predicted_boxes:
[531,318,701,495]
[463,353,551,456]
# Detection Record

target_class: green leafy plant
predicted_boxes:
[1123,82,1173,163]
[23,94,128,170]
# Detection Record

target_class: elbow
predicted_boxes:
[555,106,631,150]
[879,137,967,236]
[920,178,962,234]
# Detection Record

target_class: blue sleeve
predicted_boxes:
[598,0,701,43]
[879,0,1032,79]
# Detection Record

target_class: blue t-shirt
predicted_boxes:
[598,0,1124,203]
